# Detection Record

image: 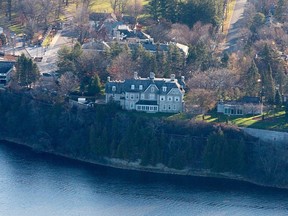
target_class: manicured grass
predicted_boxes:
[197,109,288,131]
[89,0,148,13]
[8,24,23,34]
[42,34,53,47]
[90,0,113,13]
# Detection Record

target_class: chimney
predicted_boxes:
[181,76,185,83]
[107,76,111,82]
[170,74,175,81]
[150,72,155,80]
[134,72,138,79]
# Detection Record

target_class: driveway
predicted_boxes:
[224,0,248,52]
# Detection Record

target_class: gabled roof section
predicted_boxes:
[105,76,185,95]
[0,61,14,74]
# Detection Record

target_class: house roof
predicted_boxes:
[0,61,14,74]
[105,76,184,95]
[219,96,261,106]
[82,41,110,50]
[128,42,169,52]
[240,96,261,103]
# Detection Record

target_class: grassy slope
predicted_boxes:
[195,110,288,131]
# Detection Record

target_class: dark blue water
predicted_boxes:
[0,141,288,216]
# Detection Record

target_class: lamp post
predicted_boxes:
[257,79,265,119]
[10,34,15,56]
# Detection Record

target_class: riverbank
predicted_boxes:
[1,135,287,191]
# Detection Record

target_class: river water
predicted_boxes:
[0,141,287,216]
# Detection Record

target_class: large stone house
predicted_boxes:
[105,72,185,113]
[0,61,15,87]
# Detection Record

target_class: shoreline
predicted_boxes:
[0,136,287,191]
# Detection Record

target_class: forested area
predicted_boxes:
[146,0,225,27]
[1,92,288,186]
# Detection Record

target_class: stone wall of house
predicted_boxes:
[241,128,288,144]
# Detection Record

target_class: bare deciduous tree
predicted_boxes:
[59,72,79,95]
[107,52,136,80]
[187,68,241,101]
[124,0,143,18]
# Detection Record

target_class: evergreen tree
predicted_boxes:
[109,42,123,58]
[263,65,275,104]
[0,33,6,46]
[250,13,265,33]
[167,44,184,77]
[275,0,287,22]
[245,60,261,97]
[285,101,288,120]
[221,52,229,68]
[87,74,101,95]
[187,41,211,71]
[147,0,161,20]
[57,43,83,74]
[275,89,282,108]
[15,54,40,87]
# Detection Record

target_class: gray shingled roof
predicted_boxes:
[105,77,183,94]
[0,62,14,74]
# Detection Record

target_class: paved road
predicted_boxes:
[224,0,248,52]
[14,20,76,74]
[36,29,74,74]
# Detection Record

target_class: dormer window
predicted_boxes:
[112,86,116,91]
[131,85,135,90]
[139,85,143,90]
[162,86,167,92]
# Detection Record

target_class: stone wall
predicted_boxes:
[242,128,288,144]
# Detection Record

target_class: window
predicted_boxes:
[175,97,180,102]
[154,106,158,111]
[150,106,153,111]
[162,86,167,92]
[112,86,116,91]
[136,105,141,110]
[173,105,176,110]
[168,96,173,101]
[160,96,165,101]
[130,94,134,99]
[126,94,129,99]
[151,87,155,92]
[131,85,135,90]
[149,94,155,100]
[168,105,171,110]
[139,85,143,90]
[237,109,243,115]
[130,103,134,109]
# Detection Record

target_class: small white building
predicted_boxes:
[217,97,263,115]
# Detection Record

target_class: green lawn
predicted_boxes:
[90,0,113,13]
[65,0,148,14]
[89,0,149,13]
[196,109,288,131]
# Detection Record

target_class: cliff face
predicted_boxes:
[1,92,288,188]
